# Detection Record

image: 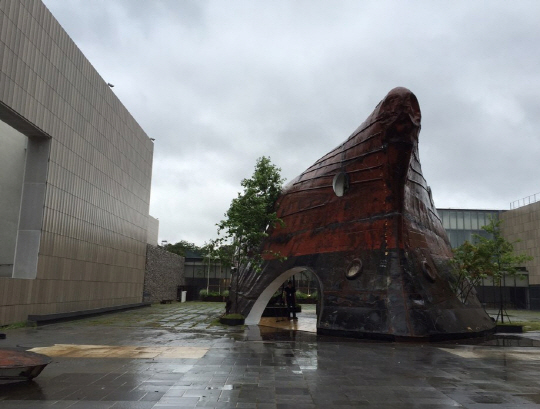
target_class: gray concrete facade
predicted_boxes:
[0,0,154,325]
[147,215,159,245]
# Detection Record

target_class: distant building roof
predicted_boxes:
[184,249,204,260]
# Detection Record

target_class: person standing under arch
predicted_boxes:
[283,281,297,320]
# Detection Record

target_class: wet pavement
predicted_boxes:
[2,302,540,408]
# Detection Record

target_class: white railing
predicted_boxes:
[510,192,540,210]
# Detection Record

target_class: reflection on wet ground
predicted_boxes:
[254,324,540,350]
[453,334,540,348]
[3,302,540,408]
[260,306,540,348]
[259,315,317,333]
[256,313,540,349]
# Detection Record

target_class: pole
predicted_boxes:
[206,255,210,293]
[235,268,239,314]
[499,276,504,324]
[234,235,242,314]
[218,262,222,295]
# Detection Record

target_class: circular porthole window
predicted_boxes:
[422,261,436,282]
[333,172,349,197]
[346,259,363,280]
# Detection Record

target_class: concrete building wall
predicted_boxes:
[0,1,153,325]
[501,201,540,285]
[147,216,159,245]
[143,245,184,304]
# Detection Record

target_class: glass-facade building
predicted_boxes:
[184,257,231,300]
[437,209,501,249]
[437,208,529,309]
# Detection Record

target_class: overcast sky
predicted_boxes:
[43,0,540,246]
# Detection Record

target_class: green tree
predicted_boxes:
[452,217,532,323]
[216,156,285,273]
[451,241,489,304]
[161,240,203,257]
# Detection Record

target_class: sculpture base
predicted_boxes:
[317,327,497,342]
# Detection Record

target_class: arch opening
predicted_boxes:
[245,267,323,326]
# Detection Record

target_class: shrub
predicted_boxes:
[295,290,307,299]
[295,290,317,300]
[222,313,244,319]
[199,289,228,299]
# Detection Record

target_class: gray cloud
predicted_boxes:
[43,0,540,245]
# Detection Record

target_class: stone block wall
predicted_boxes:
[143,245,184,303]
[501,201,540,285]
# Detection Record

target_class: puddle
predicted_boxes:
[454,334,540,348]
[232,321,540,348]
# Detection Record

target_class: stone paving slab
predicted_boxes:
[2,302,540,408]
[29,345,209,359]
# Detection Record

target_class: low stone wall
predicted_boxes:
[143,245,185,303]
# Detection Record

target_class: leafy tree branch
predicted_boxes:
[216,156,285,273]
[161,240,204,257]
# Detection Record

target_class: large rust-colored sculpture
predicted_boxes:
[232,87,495,340]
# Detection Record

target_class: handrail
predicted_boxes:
[510,192,540,210]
